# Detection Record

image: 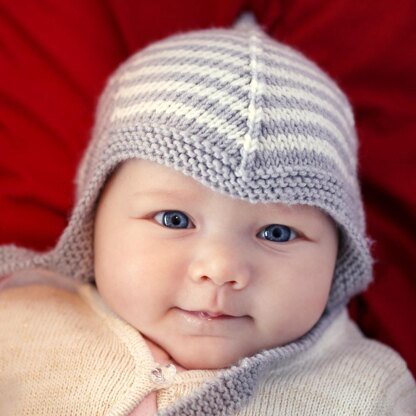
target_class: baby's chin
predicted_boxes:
[161,338,257,370]
[171,349,241,370]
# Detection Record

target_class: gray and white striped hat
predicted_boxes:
[2,19,372,313]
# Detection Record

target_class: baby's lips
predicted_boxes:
[179,307,245,320]
[197,311,233,319]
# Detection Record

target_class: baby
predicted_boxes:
[0,16,415,416]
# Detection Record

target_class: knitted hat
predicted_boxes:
[0,16,373,416]
[1,17,372,312]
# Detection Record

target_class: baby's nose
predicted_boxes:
[187,239,252,289]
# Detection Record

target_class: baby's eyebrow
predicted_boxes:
[132,189,197,202]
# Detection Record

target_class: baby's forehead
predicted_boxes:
[103,158,328,221]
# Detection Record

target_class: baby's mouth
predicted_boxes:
[174,307,250,335]
[179,309,238,321]
[195,311,233,320]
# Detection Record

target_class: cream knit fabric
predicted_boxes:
[0,283,415,416]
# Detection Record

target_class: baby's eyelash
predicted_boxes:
[257,224,297,243]
[151,213,298,242]
[153,210,193,229]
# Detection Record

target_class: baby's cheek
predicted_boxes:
[252,285,328,347]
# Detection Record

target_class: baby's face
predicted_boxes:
[94,159,338,370]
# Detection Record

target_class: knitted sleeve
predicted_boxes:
[380,363,416,415]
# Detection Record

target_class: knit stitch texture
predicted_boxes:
[0,16,374,415]
[2,283,415,415]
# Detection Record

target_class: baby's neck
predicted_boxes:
[143,336,186,372]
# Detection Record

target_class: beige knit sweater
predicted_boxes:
[0,283,415,415]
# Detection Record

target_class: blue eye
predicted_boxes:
[258,224,296,242]
[154,211,190,229]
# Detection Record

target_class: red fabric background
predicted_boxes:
[1,1,415,376]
